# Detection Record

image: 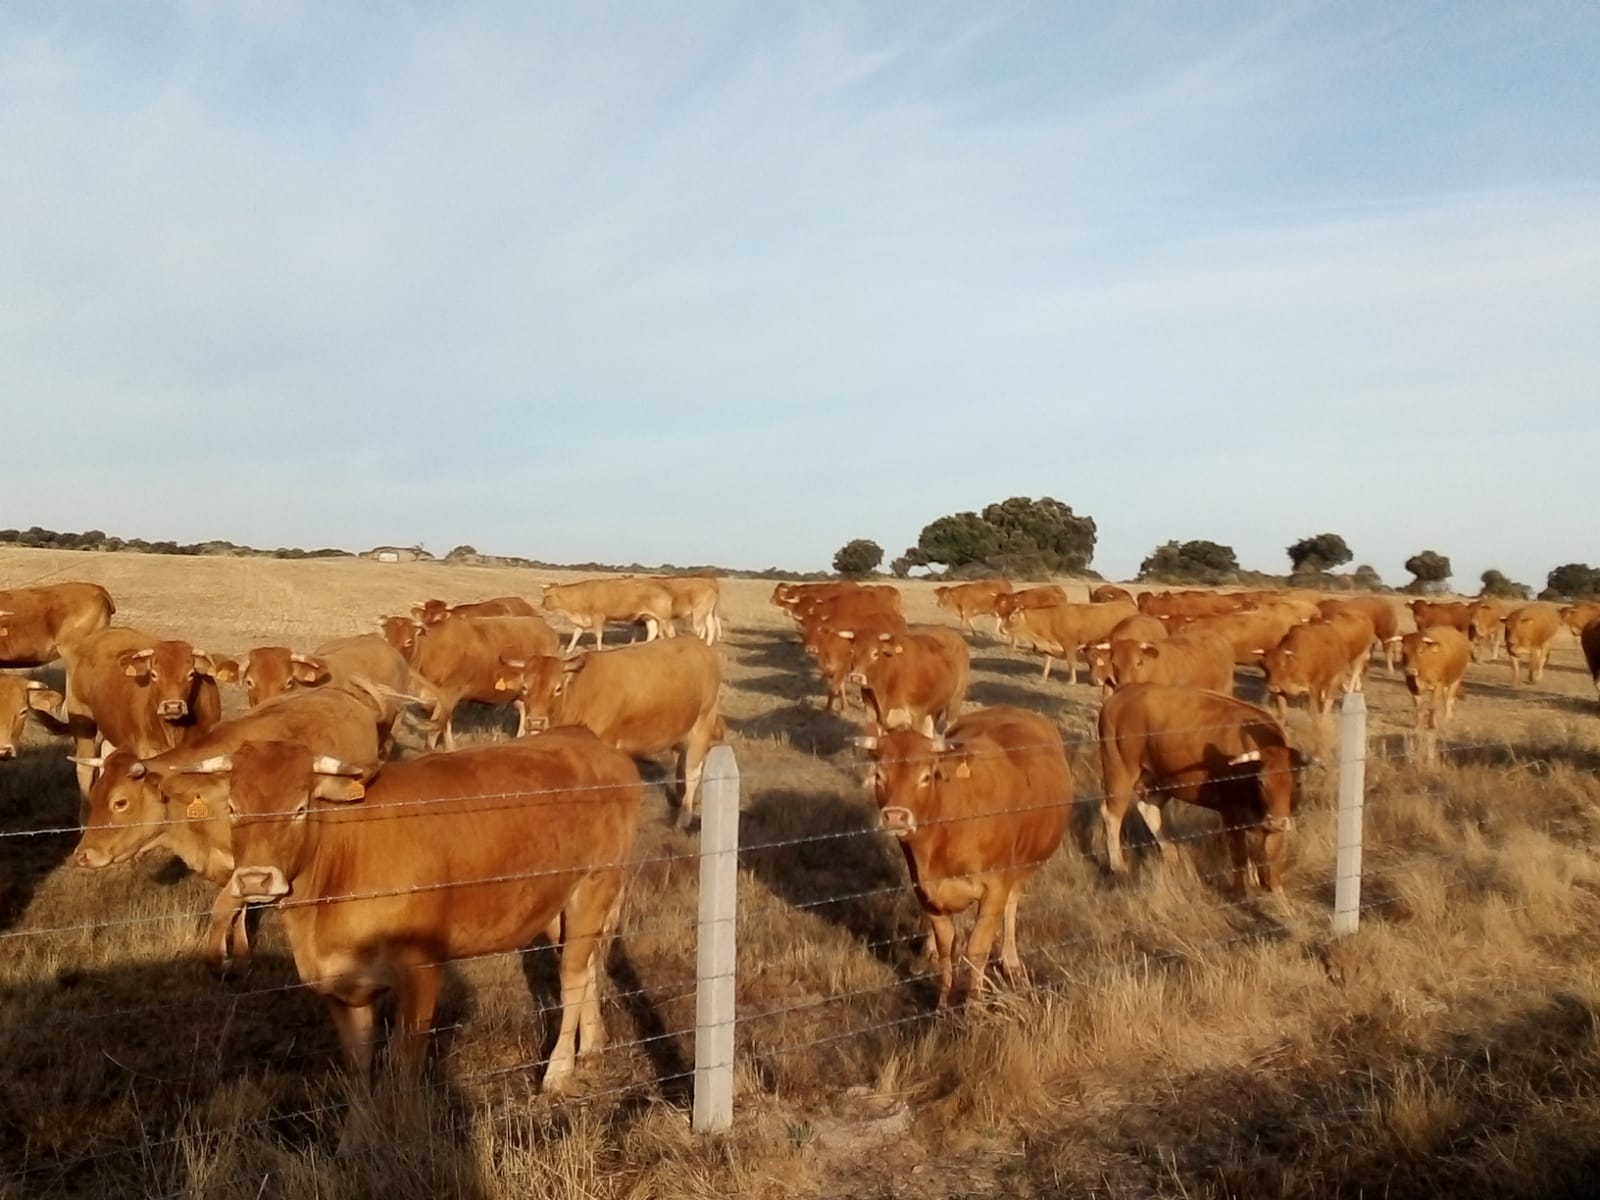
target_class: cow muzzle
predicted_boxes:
[879,806,917,838]
[848,671,867,686]
[230,866,290,902]
[0,745,14,760]
[158,700,189,720]
[74,845,113,869]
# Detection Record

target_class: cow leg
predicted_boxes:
[565,627,582,654]
[1224,827,1252,894]
[1040,654,1053,682]
[326,998,380,1092]
[1065,650,1078,687]
[1257,829,1287,892]
[1272,692,1288,724]
[928,914,957,1009]
[204,889,249,978]
[1100,779,1135,875]
[1534,646,1549,683]
[1136,798,1179,863]
[961,888,1008,1004]
[390,961,442,1098]
[546,878,616,1089]
[680,722,713,828]
[999,885,1028,986]
[441,714,457,752]
[514,698,527,738]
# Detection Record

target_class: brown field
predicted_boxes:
[3,547,1600,1199]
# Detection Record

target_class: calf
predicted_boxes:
[1086,614,1170,691]
[1465,598,1507,662]
[858,707,1071,1007]
[934,580,1014,637]
[1319,596,1401,673]
[1260,620,1360,721]
[652,575,723,643]
[1098,683,1311,892]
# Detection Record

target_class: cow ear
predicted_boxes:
[212,658,241,683]
[291,656,331,686]
[313,776,366,803]
[120,649,153,678]
[192,652,218,678]
[27,688,65,715]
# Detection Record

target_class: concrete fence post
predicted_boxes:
[1332,690,1367,936]
[693,743,739,1133]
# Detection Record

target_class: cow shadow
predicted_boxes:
[726,705,860,758]
[727,631,807,672]
[0,952,493,1198]
[739,788,930,1001]
[968,679,1055,711]
[1440,738,1600,775]
[445,700,523,744]
[0,748,80,933]
[971,654,1045,680]
[737,671,818,701]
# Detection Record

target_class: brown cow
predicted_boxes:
[1503,602,1563,685]
[496,637,722,827]
[380,614,560,749]
[1086,614,1170,690]
[411,596,536,625]
[991,585,1068,624]
[1581,618,1600,703]
[650,575,723,644]
[844,625,970,735]
[1107,629,1235,695]
[1259,617,1368,721]
[858,707,1071,1007]
[71,684,391,976]
[802,611,906,714]
[1189,603,1307,666]
[1090,584,1134,605]
[0,676,66,759]
[792,589,903,636]
[542,579,677,651]
[1394,627,1471,763]
[1408,599,1472,635]
[1098,683,1311,892]
[58,628,223,797]
[934,580,1014,637]
[1137,590,1247,622]
[1319,596,1401,673]
[1464,598,1507,662]
[1001,598,1137,683]
[0,582,116,668]
[1561,601,1600,638]
[219,730,641,1112]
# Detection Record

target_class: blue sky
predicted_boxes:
[2,3,1596,585]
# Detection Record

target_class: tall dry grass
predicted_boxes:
[2,547,1599,1198]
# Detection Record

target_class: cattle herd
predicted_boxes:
[2,572,1598,1126]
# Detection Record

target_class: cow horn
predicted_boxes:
[128,648,154,661]
[561,659,584,674]
[289,653,319,666]
[127,762,146,779]
[25,680,45,690]
[849,734,878,751]
[180,755,233,775]
[1228,750,1262,765]
[312,755,363,777]
[500,657,527,670]
[67,755,106,769]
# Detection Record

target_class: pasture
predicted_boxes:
[3,546,1600,1199]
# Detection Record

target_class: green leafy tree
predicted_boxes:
[1351,564,1383,591]
[1545,563,1600,599]
[1478,569,1531,600]
[1286,533,1353,574]
[833,538,884,578]
[1137,539,1239,584]
[916,496,1096,575]
[1404,550,1452,591]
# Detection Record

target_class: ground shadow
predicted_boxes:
[0,748,80,932]
[726,704,859,758]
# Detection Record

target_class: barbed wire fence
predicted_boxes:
[0,687,1584,1195]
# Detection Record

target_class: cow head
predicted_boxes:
[72,749,169,868]
[219,741,377,902]
[1258,639,1306,699]
[496,655,567,731]
[0,677,63,759]
[219,646,331,707]
[1111,640,1166,686]
[843,629,905,686]
[378,615,425,662]
[119,641,218,721]
[412,599,452,626]
[858,727,971,839]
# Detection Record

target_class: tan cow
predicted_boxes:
[411,596,536,625]
[1561,601,1600,638]
[991,585,1068,625]
[496,637,722,827]
[1137,590,1247,623]
[802,611,906,714]
[219,730,641,1112]
[844,625,970,735]
[792,589,904,637]
[1464,598,1508,662]
[58,628,224,797]
[1503,602,1563,685]
[651,575,723,644]
[857,707,1071,1007]
[542,579,677,651]
[214,634,435,752]
[1408,599,1472,635]
[0,676,66,760]
[933,580,1014,637]
[1260,618,1368,721]
[71,684,391,976]
[1098,683,1311,892]
[1086,614,1170,690]
[1000,598,1137,682]
[1319,596,1401,673]
[1395,627,1471,764]
[1090,584,1134,605]
[380,614,560,749]
[1106,629,1235,695]
[1189,604,1308,666]
[0,582,116,668]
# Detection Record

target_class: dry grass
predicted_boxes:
[3,547,1600,1198]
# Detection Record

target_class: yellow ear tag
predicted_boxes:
[186,799,210,820]
[954,762,972,780]
[348,782,365,800]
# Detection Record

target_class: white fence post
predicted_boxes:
[693,744,739,1133]
[1332,690,1367,936]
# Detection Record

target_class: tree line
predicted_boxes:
[832,504,1599,599]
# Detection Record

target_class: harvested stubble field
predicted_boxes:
[3,546,1600,1199]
